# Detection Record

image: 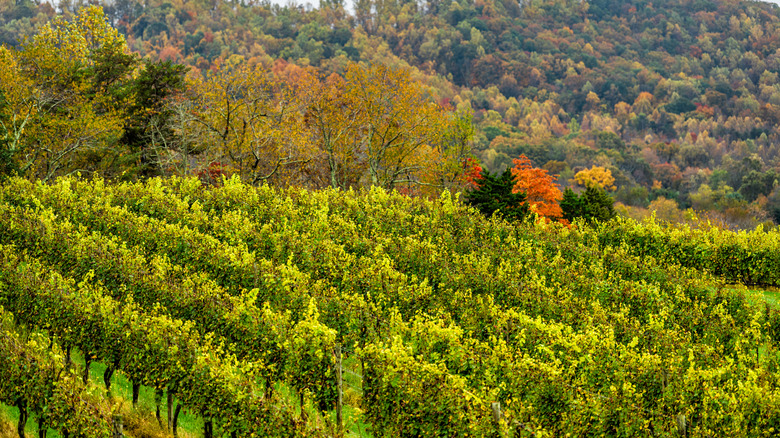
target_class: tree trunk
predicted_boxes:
[132,381,140,408]
[172,404,182,438]
[265,377,272,400]
[204,420,213,438]
[155,389,163,428]
[83,354,92,384]
[104,366,115,396]
[300,392,306,421]
[17,399,27,438]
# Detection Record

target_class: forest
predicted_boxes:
[3,0,780,227]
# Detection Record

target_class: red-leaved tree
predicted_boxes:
[510,154,564,220]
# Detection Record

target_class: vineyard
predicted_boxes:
[1,175,780,437]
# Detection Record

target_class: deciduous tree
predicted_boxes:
[0,46,35,177]
[302,70,365,189]
[7,6,132,180]
[510,154,563,220]
[574,166,616,191]
[183,61,315,185]
[344,62,449,190]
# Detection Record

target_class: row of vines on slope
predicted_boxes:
[2,176,780,435]
[0,202,339,425]
[0,246,302,437]
[0,307,114,437]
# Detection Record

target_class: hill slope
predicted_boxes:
[0,175,780,434]
[2,0,780,226]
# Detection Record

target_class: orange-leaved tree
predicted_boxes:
[511,154,564,220]
[461,157,483,188]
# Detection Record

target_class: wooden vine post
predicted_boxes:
[492,401,511,438]
[167,390,174,432]
[112,414,124,438]
[335,344,343,435]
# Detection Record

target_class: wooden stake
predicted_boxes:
[336,344,343,435]
[112,414,124,438]
[491,402,502,423]
[167,390,174,432]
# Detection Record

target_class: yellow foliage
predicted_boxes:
[183,62,315,186]
[3,6,126,181]
[345,62,448,188]
[0,47,37,154]
[574,166,616,191]
[179,61,469,191]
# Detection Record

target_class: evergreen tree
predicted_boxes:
[560,188,583,222]
[465,169,528,222]
[560,186,615,224]
[122,60,189,177]
[581,186,616,223]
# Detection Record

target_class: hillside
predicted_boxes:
[3,0,780,227]
[0,175,779,436]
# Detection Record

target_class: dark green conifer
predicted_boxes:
[560,186,615,224]
[465,169,528,222]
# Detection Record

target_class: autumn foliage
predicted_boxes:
[574,166,617,191]
[510,155,563,220]
[461,158,483,188]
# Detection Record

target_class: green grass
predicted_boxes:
[3,350,374,437]
[759,287,780,307]
[0,403,48,437]
[725,284,780,363]
[2,338,374,437]
[732,284,780,309]
[71,348,203,437]
[270,356,373,437]
[0,345,202,438]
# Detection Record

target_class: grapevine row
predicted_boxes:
[68,176,773,353]
[0,246,301,436]
[596,216,780,286]
[0,308,113,437]
[0,202,338,419]
[4,177,780,434]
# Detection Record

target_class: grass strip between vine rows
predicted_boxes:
[5,177,780,435]
[0,307,113,437]
[0,202,338,424]
[0,246,302,437]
